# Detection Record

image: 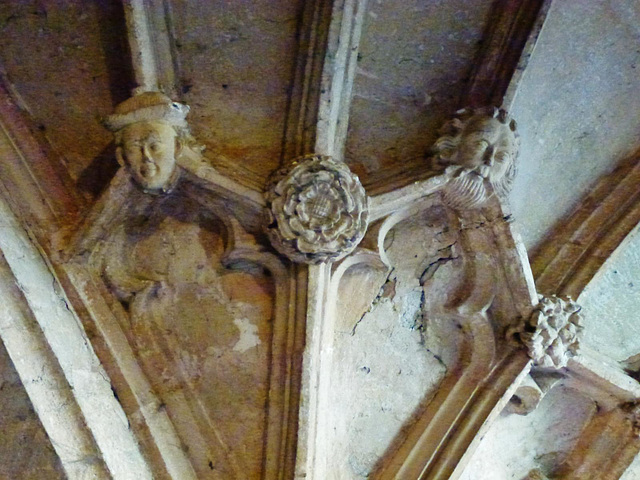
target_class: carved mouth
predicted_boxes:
[473,165,491,179]
[140,163,158,178]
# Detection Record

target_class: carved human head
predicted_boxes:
[104,92,191,193]
[431,107,519,208]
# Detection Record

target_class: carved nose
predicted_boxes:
[143,145,153,161]
[483,146,495,166]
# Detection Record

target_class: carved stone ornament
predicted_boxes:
[103,91,195,194]
[431,106,520,209]
[523,469,549,480]
[625,402,640,438]
[264,154,369,264]
[509,295,584,369]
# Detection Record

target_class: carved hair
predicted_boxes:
[105,91,201,152]
[431,106,519,200]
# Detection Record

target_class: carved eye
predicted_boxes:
[125,146,139,157]
[476,140,490,150]
[495,151,510,162]
[150,142,161,152]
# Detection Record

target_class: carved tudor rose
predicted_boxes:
[509,295,584,369]
[431,107,519,209]
[264,154,369,264]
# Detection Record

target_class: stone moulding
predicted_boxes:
[368,196,538,480]
[533,152,640,299]
[264,154,369,264]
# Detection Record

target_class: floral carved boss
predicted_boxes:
[509,295,584,369]
[264,154,369,264]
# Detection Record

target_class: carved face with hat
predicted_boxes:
[104,92,190,193]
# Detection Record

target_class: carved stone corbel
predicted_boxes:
[431,106,519,210]
[54,91,303,478]
[264,154,369,264]
[103,91,194,195]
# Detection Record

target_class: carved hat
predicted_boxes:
[103,91,190,132]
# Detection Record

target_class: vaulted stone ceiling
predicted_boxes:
[0,0,522,198]
[1,0,640,479]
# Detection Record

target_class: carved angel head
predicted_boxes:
[431,107,519,209]
[104,92,194,193]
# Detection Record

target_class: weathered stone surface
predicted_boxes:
[0,0,130,196]
[3,1,640,478]
[325,206,468,477]
[94,195,276,478]
[170,0,304,186]
[460,386,596,479]
[579,225,640,362]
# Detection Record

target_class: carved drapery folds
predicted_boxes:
[57,92,300,479]
[93,197,281,479]
[264,154,369,264]
[431,106,519,210]
[509,295,584,369]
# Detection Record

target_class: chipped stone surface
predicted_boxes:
[0,341,64,480]
[510,0,640,251]
[327,208,464,477]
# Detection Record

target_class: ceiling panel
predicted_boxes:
[0,0,131,198]
[510,0,640,251]
[169,0,305,188]
[344,0,495,187]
